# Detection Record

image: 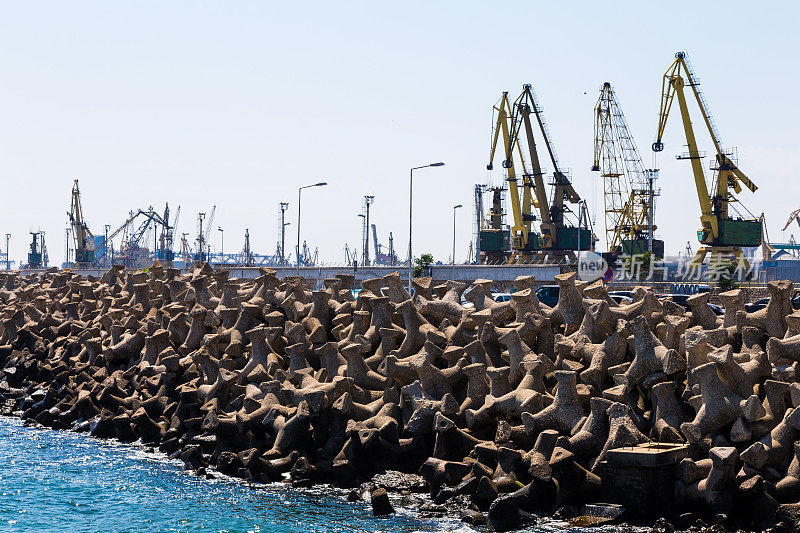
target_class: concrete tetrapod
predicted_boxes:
[2,266,800,530]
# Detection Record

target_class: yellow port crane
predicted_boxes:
[487,91,539,262]
[593,82,662,258]
[68,179,95,267]
[488,85,590,263]
[653,52,761,266]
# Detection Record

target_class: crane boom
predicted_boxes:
[371,224,380,254]
[204,205,216,247]
[783,208,800,231]
[172,206,181,241]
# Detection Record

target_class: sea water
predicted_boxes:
[0,416,629,533]
[0,416,472,533]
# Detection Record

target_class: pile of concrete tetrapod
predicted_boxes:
[2,263,800,530]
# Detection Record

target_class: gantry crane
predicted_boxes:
[593,82,663,258]
[475,184,510,264]
[68,179,95,267]
[653,52,761,266]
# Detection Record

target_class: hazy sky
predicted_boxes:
[1,1,798,267]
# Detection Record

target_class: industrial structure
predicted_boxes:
[10,55,788,275]
[194,207,215,262]
[593,82,663,259]
[68,180,95,268]
[653,52,761,266]
[473,184,510,264]
[24,231,47,269]
[488,85,591,263]
[359,196,374,266]
[371,224,397,265]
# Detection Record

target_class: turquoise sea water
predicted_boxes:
[0,416,472,533]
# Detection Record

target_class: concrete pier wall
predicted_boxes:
[19,264,564,286]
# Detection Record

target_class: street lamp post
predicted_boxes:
[279,202,289,270]
[104,224,110,268]
[297,181,327,275]
[452,204,462,281]
[4,234,9,270]
[218,227,224,265]
[358,213,366,282]
[408,163,444,293]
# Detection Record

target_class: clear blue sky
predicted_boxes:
[1,1,798,266]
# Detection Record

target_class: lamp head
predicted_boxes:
[429,162,445,167]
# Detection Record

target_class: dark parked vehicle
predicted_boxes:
[671,283,712,295]
[535,285,559,307]
[663,293,690,309]
[660,293,723,315]
[609,294,633,305]
[744,297,770,313]
[744,291,800,313]
[608,290,634,300]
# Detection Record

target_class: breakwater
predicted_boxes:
[2,264,800,531]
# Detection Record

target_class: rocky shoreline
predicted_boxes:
[2,264,800,532]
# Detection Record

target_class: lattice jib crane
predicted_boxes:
[653,52,761,265]
[593,82,662,257]
[204,206,216,255]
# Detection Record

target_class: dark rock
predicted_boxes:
[471,476,498,511]
[433,485,456,504]
[488,493,530,532]
[370,487,394,516]
[217,451,242,476]
[651,516,675,533]
[459,509,487,525]
[290,456,317,486]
